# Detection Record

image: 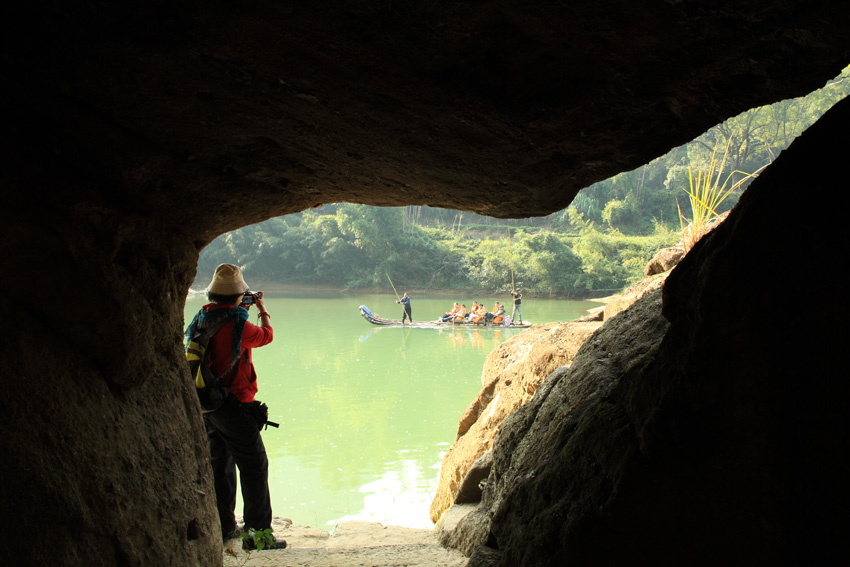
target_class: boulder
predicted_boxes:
[460,95,850,566]
[430,320,600,524]
[644,246,685,276]
[435,503,488,557]
[477,289,670,564]
[602,271,670,320]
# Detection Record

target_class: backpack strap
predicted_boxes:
[186,305,249,358]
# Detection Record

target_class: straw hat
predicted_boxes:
[207,263,250,295]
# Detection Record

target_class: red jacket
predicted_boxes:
[204,303,273,403]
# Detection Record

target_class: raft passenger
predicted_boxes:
[485,301,505,324]
[440,302,461,322]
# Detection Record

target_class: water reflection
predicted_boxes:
[333,453,443,528]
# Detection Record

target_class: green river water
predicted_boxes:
[183,292,601,529]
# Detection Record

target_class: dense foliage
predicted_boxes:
[196,204,678,298]
[196,68,849,298]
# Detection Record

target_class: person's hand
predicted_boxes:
[256,291,266,310]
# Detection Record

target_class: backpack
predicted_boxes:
[186,319,244,413]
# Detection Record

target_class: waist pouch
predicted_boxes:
[243,400,274,431]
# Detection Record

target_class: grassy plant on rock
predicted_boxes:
[678,141,762,252]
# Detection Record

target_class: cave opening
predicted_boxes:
[4,2,850,565]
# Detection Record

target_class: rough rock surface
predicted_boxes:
[435,226,695,555]
[602,271,671,320]
[434,238,681,547]
[452,96,850,566]
[434,292,667,560]
[3,2,850,566]
[478,290,669,565]
[437,502,493,559]
[430,320,601,524]
[644,246,685,276]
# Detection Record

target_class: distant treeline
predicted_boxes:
[196,68,849,297]
[195,204,676,298]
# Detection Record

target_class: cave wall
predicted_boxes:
[0,206,218,564]
[1,1,850,565]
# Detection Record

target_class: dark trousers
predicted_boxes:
[205,401,272,534]
[402,306,412,323]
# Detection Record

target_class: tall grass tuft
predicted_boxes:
[677,141,762,252]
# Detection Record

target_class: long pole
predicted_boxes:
[508,228,516,292]
[386,273,401,301]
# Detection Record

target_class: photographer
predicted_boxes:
[187,263,286,550]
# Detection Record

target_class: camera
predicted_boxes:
[242,291,257,305]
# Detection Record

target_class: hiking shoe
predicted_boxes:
[242,529,287,550]
[222,526,244,542]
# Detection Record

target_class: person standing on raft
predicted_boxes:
[397,292,412,325]
[510,288,523,324]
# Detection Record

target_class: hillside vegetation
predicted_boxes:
[197,68,849,298]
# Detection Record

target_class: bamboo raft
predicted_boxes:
[358,305,531,328]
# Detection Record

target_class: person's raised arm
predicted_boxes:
[255,292,271,327]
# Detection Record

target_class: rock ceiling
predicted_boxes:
[5,2,850,245]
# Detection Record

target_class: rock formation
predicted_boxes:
[430,320,602,524]
[445,97,850,565]
[645,247,685,277]
[2,2,850,565]
[432,219,692,535]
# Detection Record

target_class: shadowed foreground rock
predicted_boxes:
[444,94,850,566]
[431,240,693,532]
[430,320,602,525]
